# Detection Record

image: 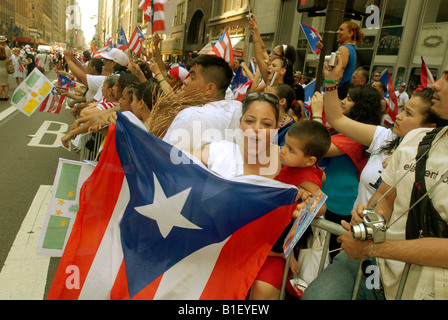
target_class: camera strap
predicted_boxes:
[406,127,448,239]
[371,127,448,229]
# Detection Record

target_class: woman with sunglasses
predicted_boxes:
[190,92,281,179]
[191,92,319,299]
[248,14,296,93]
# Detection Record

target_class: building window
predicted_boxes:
[137,8,142,24]
[424,0,448,23]
[174,2,185,26]
[212,0,249,18]
[382,0,407,27]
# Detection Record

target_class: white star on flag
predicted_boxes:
[134,173,201,238]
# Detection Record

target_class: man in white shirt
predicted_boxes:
[163,55,242,151]
[395,82,409,114]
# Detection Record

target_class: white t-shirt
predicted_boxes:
[354,126,396,209]
[163,100,242,151]
[395,90,409,113]
[86,74,106,102]
[380,126,448,300]
[121,111,147,131]
[207,140,244,178]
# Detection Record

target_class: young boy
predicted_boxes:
[276,120,331,209]
[251,120,331,300]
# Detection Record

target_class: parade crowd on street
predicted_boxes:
[1,12,448,301]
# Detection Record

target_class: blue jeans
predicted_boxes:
[302,251,386,300]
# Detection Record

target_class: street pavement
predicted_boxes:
[0,70,81,299]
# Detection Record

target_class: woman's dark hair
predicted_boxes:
[415,88,448,127]
[277,57,295,87]
[131,81,160,111]
[345,85,382,125]
[89,58,104,75]
[378,88,448,155]
[279,44,297,65]
[242,92,280,124]
[116,72,139,94]
[113,63,128,74]
[269,83,303,120]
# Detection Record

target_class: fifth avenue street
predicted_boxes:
[0,70,79,299]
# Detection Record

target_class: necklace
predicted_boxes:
[279,113,289,127]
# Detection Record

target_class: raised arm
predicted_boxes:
[315,54,378,147]
[152,34,168,78]
[63,50,88,87]
[248,14,270,84]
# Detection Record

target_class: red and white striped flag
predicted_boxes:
[139,0,152,22]
[420,56,435,88]
[212,29,234,69]
[129,26,146,55]
[139,0,178,34]
[18,60,25,73]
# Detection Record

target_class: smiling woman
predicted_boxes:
[190,92,281,180]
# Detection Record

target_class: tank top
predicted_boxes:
[340,44,356,87]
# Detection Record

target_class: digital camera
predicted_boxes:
[351,208,387,243]
[325,52,337,67]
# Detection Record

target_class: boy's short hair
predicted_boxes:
[287,120,331,163]
[190,55,233,96]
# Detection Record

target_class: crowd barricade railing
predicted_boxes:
[279,218,411,300]
[79,132,103,162]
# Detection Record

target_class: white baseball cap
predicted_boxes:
[99,48,129,67]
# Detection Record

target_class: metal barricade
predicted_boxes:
[79,132,103,161]
[279,218,410,300]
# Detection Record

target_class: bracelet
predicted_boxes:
[155,72,162,77]
[158,78,166,84]
[312,116,323,121]
[324,84,339,92]
[324,79,339,85]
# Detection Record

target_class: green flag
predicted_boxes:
[55,163,82,200]
[42,215,71,250]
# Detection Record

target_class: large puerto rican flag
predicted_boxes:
[46,112,298,300]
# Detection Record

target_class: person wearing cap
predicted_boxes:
[63,49,129,117]
[166,66,190,90]
[395,82,409,114]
